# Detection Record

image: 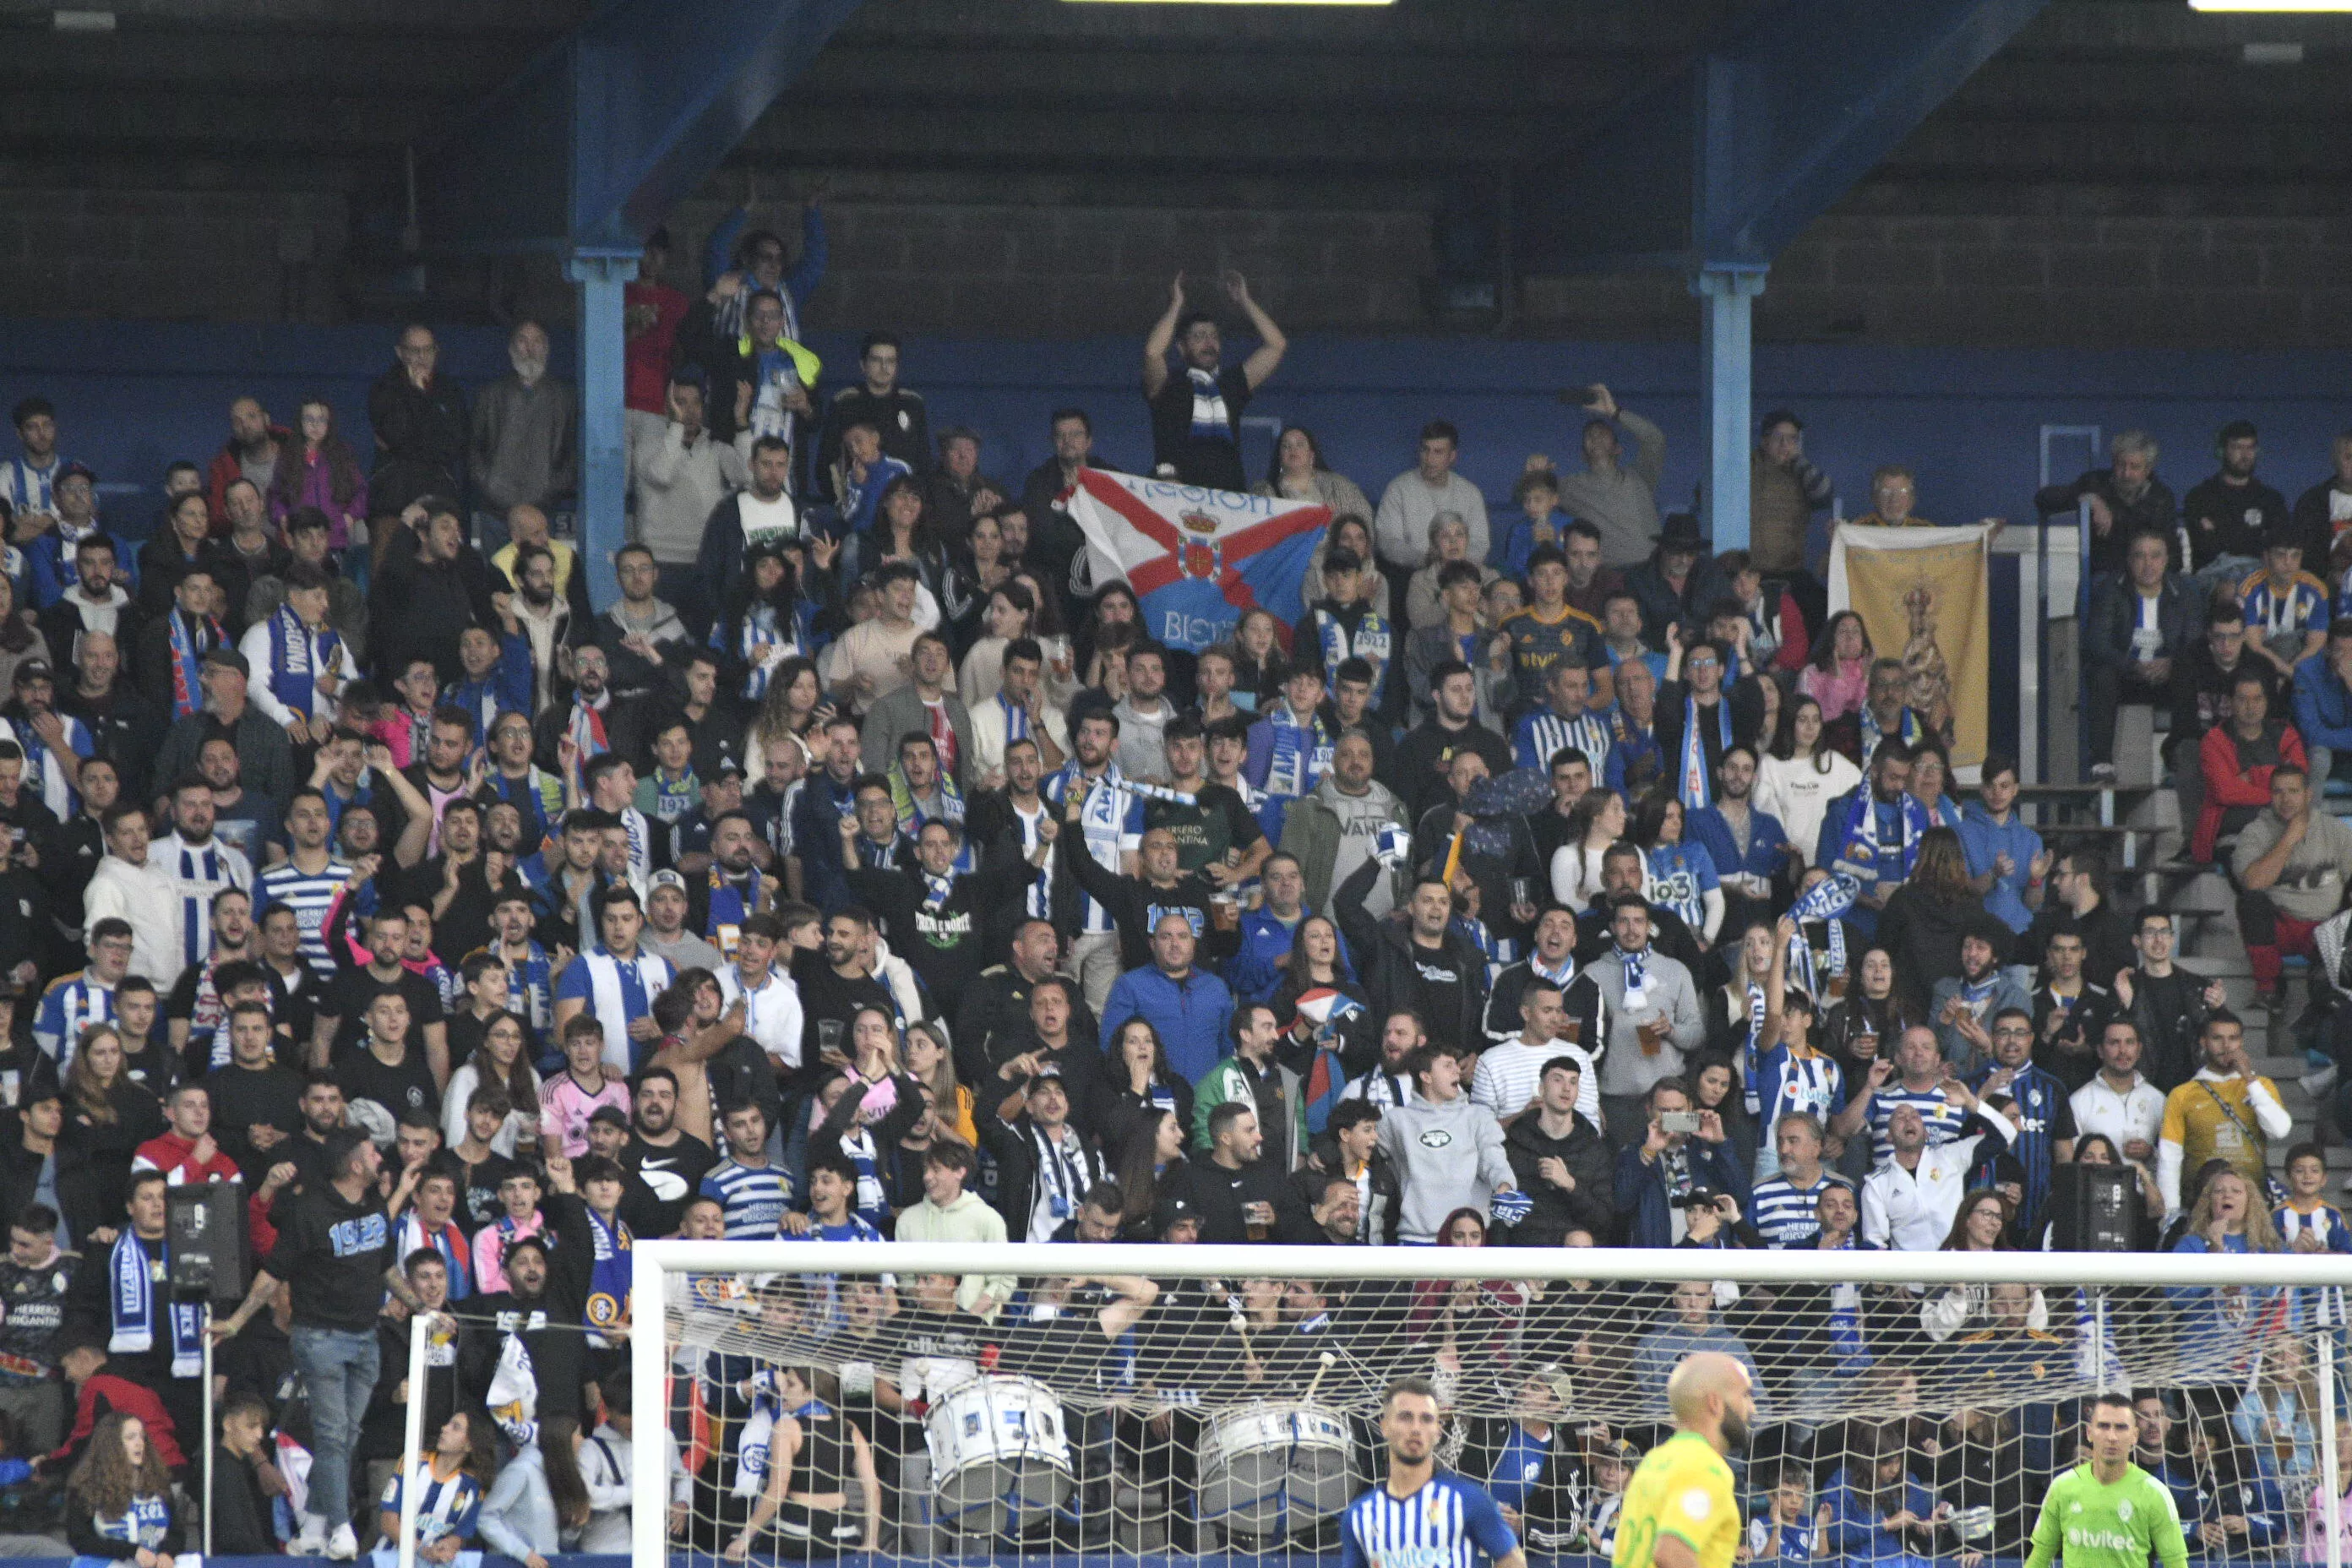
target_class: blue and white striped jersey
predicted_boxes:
[1512,709,1612,780]
[1339,1472,1520,1568]
[700,1158,792,1239]
[1864,1083,1968,1166]
[1750,1170,1843,1247]
[379,1460,483,1546]
[33,972,114,1064]
[254,858,351,983]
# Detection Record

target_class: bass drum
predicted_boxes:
[1197,1402,1359,1541]
[923,1375,1075,1534]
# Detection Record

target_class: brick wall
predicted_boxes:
[8,181,2352,352]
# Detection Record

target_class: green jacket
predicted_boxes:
[1193,1052,1308,1171]
[1278,776,1408,912]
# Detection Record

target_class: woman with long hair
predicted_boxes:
[1270,915,1375,1093]
[476,1412,591,1560]
[903,1020,975,1147]
[849,476,950,611]
[1818,947,1924,1096]
[941,509,1013,654]
[61,1025,161,1238]
[1232,606,1288,706]
[64,1411,186,1565]
[1631,791,1724,945]
[809,1009,926,1224]
[1920,1190,2049,1341]
[1075,581,1141,688]
[269,395,369,549]
[1706,919,1780,1056]
[2170,1168,2292,1424]
[1686,1052,1758,1182]
[1403,510,1498,630]
[1875,827,1979,1006]
[378,1407,495,1564]
[1800,611,1873,722]
[1822,1432,1942,1567]
[711,542,808,705]
[1304,513,1392,622]
[0,573,52,697]
[1549,787,1626,908]
[1756,694,1862,864]
[746,657,826,765]
[1410,1207,1534,1377]
[956,579,1043,709]
[1259,424,1371,526]
[1113,1107,1187,1241]
[443,1011,540,1157]
[1101,1019,1195,1147]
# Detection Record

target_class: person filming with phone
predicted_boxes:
[1616,1075,1751,1247]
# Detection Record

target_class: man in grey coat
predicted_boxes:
[1582,892,1706,1139]
[1278,730,1407,917]
[1375,1044,1516,1244]
[470,319,577,554]
[860,631,975,791]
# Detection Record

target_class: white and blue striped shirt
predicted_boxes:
[255,858,351,983]
[33,972,114,1065]
[699,1158,792,1239]
[1865,1082,1968,1166]
[1512,709,1612,780]
[379,1459,483,1546]
[151,833,251,975]
[1340,1472,1519,1568]
[1750,1169,1843,1247]
[1043,765,1145,936]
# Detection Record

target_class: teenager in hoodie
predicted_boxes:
[890,1141,1012,1316]
[1375,1045,1515,1244]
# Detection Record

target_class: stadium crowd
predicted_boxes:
[0,234,2349,1562]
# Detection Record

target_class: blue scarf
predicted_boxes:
[1678,694,1731,809]
[583,1206,632,1349]
[1828,790,1927,890]
[1742,982,1767,1116]
[1614,944,1651,1008]
[110,1230,204,1376]
[266,602,340,722]
[1786,874,1857,998]
[997,691,1032,746]
[166,610,221,720]
[1261,703,1331,799]
[1186,367,1232,444]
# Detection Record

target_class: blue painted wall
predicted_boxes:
[3,319,2347,545]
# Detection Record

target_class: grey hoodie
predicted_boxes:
[1375,1092,1514,1244]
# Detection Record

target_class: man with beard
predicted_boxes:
[1342,1378,1532,1568]
[1608,1357,1752,1568]
[1685,745,1789,929]
[846,814,1025,1007]
[501,541,572,711]
[2036,428,2179,580]
[954,916,1068,1086]
[1141,271,1284,493]
[393,798,518,961]
[1045,710,1150,1015]
[469,320,577,556]
[621,1066,716,1236]
[965,733,1059,951]
[1387,661,1511,824]
[38,535,138,672]
[790,907,899,1078]
[372,504,498,689]
[2180,419,2288,588]
[457,1228,588,1424]
[255,787,350,986]
[789,716,863,915]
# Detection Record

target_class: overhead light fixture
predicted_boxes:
[2190,0,2352,11]
[52,8,117,30]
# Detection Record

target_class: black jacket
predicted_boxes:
[1291,1130,1402,1245]
[1503,1109,1617,1244]
[368,364,469,515]
[1331,853,1491,1054]
[1483,958,1607,1049]
[1162,1153,1315,1246]
[2034,467,2180,578]
[1386,718,1511,823]
[2085,573,2201,675]
[980,1110,1113,1244]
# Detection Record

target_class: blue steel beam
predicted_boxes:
[415,0,868,257]
[1516,0,2055,274]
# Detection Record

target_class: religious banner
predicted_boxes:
[1827,520,1995,770]
[1063,469,1330,652]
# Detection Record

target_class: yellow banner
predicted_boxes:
[1827,522,1995,769]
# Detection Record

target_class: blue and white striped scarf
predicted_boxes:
[265,602,340,721]
[1786,874,1858,999]
[1186,368,1231,444]
[109,1230,204,1376]
[1260,703,1331,800]
[174,840,229,970]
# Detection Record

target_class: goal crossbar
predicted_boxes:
[629,1239,2352,1563]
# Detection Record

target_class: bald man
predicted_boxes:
[1613,1351,1752,1568]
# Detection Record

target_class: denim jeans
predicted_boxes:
[292,1324,381,1525]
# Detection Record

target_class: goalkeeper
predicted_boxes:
[2025,1392,2190,1568]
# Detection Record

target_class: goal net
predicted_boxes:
[625,1242,2352,1564]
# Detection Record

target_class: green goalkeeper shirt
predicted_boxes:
[2026,1462,2190,1568]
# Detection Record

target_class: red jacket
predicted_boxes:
[2194,720,2306,863]
[128,1131,280,1259]
[49,1371,186,1472]
[205,425,295,531]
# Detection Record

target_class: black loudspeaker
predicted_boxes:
[2048,1163,2137,1251]
[166,1183,249,1304]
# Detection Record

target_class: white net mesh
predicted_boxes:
[634,1249,2352,1562]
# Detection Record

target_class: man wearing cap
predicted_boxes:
[983,1060,1113,1244]
[2,662,92,821]
[643,869,723,972]
[1625,514,1730,650]
[150,646,296,809]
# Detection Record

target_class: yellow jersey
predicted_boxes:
[2158,1074,2279,1190]
[1614,1431,1738,1568]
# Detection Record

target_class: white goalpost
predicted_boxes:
[626,1242,2352,1565]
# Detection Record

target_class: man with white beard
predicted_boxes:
[470,319,578,554]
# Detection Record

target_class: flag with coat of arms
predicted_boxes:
[1063,470,1331,652]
